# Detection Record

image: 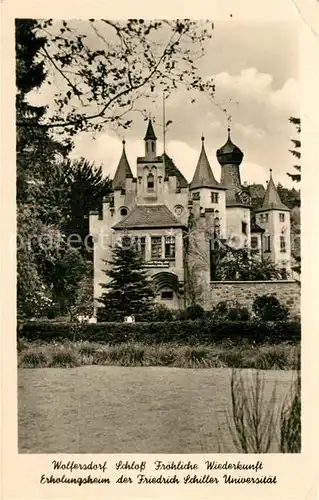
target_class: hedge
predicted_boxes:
[19,319,301,345]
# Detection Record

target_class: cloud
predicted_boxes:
[234,123,265,139]
[213,68,300,113]
[269,77,299,111]
[241,161,295,188]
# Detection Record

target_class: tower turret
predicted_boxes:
[112,139,133,191]
[216,127,251,248]
[255,169,291,276]
[144,118,157,159]
[190,136,223,190]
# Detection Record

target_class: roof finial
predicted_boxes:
[201,134,205,142]
[227,113,232,138]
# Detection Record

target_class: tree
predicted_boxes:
[16,20,107,318]
[287,116,301,182]
[276,183,300,209]
[99,238,155,321]
[17,19,215,135]
[215,246,285,281]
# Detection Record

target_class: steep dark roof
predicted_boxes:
[144,119,157,140]
[256,170,290,212]
[162,152,188,188]
[112,204,185,229]
[216,128,244,166]
[190,137,225,190]
[251,221,265,233]
[112,140,133,190]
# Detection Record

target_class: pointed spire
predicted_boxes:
[190,136,222,190]
[112,139,133,190]
[144,118,157,141]
[260,169,290,211]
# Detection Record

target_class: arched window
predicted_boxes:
[147,173,154,192]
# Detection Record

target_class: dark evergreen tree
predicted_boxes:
[99,239,155,321]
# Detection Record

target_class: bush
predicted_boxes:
[145,304,174,322]
[210,301,229,320]
[19,318,301,345]
[253,295,289,322]
[184,304,205,320]
[227,306,250,322]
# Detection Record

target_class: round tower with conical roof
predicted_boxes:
[216,127,252,250]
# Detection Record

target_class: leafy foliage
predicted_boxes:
[287,117,301,182]
[17,19,215,135]
[215,246,284,281]
[99,240,155,321]
[16,20,104,319]
[20,318,301,345]
[252,295,289,322]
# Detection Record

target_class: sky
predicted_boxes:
[29,20,300,189]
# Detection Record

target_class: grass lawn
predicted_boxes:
[18,366,297,454]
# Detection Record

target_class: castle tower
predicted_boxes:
[255,169,291,277]
[188,136,227,295]
[136,119,164,203]
[190,136,227,236]
[144,118,157,159]
[112,139,133,191]
[217,127,251,250]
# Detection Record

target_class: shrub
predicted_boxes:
[146,304,174,322]
[20,350,48,368]
[211,301,229,320]
[253,295,289,322]
[227,306,250,322]
[19,318,301,345]
[184,304,205,320]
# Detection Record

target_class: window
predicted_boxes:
[260,213,268,223]
[192,192,200,201]
[98,205,103,220]
[146,143,148,153]
[147,173,154,192]
[280,236,286,252]
[264,235,271,252]
[242,222,248,235]
[264,213,269,223]
[161,290,173,300]
[251,236,258,249]
[281,268,287,279]
[151,142,155,152]
[211,192,219,204]
[279,213,285,222]
[165,236,175,259]
[120,207,128,216]
[140,237,146,260]
[151,236,162,259]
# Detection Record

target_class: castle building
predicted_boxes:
[89,120,291,312]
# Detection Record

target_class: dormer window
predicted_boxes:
[147,173,154,192]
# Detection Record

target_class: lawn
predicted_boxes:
[18,366,297,453]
